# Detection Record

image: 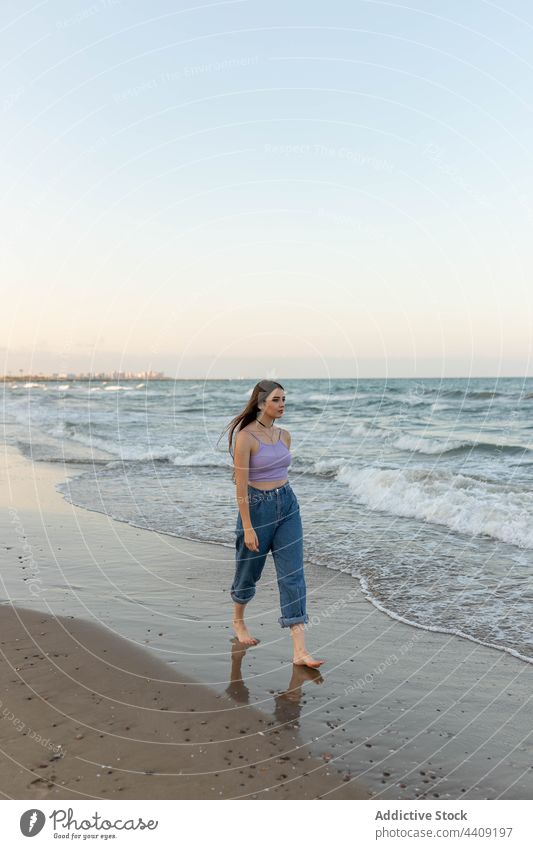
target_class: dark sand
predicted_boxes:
[0,604,368,799]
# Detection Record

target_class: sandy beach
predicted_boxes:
[1,441,531,800]
[0,604,371,799]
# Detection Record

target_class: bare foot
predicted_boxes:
[293,651,325,668]
[232,619,259,646]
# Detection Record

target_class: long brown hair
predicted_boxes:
[218,379,285,484]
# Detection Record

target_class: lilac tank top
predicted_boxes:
[247,429,292,482]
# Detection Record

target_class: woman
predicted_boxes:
[222,379,324,668]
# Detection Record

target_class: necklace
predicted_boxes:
[256,416,278,444]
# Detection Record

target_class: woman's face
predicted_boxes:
[262,387,286,418]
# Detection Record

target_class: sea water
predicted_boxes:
[3,377,532,663]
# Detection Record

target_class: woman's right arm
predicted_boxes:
[234,431,252,529]
[234,432,259,551]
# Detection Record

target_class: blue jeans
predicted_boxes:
[231,481,309,628]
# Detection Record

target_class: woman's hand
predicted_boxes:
[244,528,259,552]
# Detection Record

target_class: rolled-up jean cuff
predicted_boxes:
[278,613,309,628]
[231,592,252,604]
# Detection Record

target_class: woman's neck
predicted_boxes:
[256,415,275,428]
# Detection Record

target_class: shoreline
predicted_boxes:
[1,440,532,799]
[55,463,533,669]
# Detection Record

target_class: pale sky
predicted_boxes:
[2,0,533,378]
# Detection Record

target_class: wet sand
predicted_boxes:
[0,604,369,799]
[1,442,531,799]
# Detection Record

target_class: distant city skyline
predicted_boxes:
[2,369,166,381]
[2,357,531,381]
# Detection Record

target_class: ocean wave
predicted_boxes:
[351,422,374,437]
[394,393,428,407]
[389,387,517,401]
[358,423,531,456]
[172,451,228,468]
[393,434,468,454]
[60,434,229,466]
[439,389,506,399]
[308,393,359,401]
[310,457,349,477]
[430,401,456,412]
[16,439,114,465]
[26,424,179,463]
[336,464,533,548]
[393,434,531,456]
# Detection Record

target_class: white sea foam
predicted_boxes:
[309,392,358,402]
[312,457,348,475]
[395,392,427,406]
[430,401,456,412]
[393,434,468,454]
[345,568,533,665]
[351,422,373,437]
[336,464,533,548]
[172,451,227,468]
